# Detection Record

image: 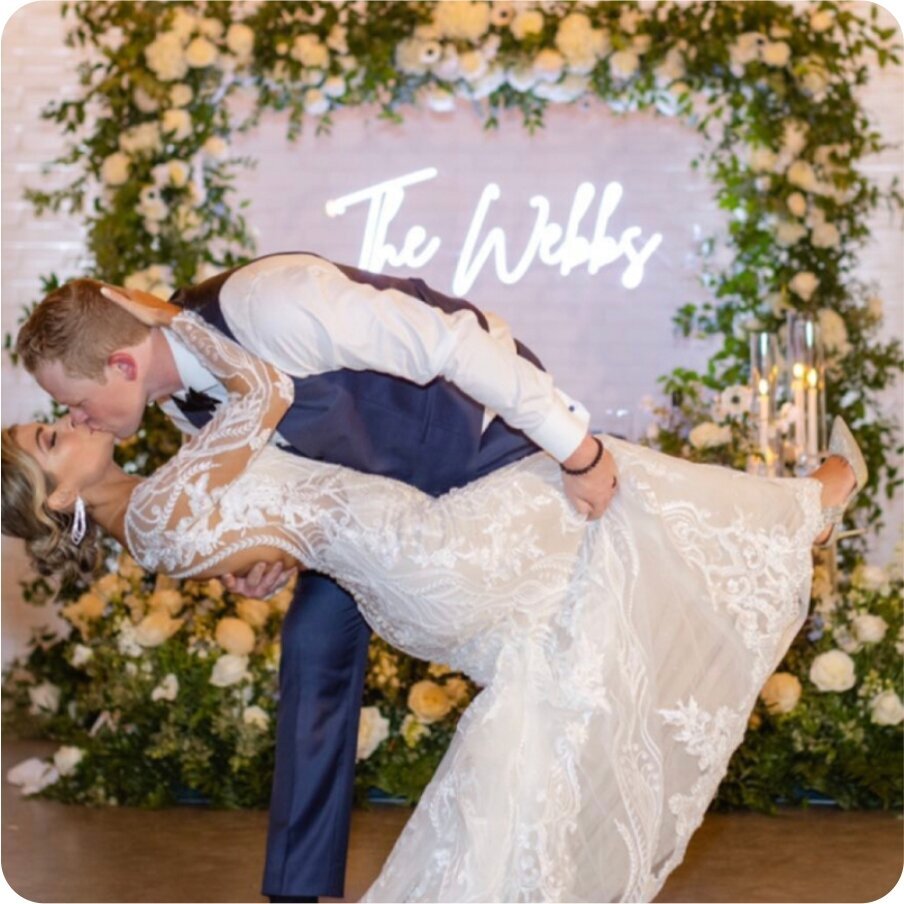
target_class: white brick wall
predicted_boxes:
[2,2,902,664]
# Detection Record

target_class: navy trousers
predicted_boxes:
[261,572,371,898]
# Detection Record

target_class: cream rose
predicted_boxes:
[215,616,256,655]
[811,222,840,249]
[443,677,471,707]
[533,48,565,82]
[242,705,270,730]
[609,49,640,80]
[511,9,544,40]
[870,690,904,726]
[433,0,491,42]
[145,32,188,81]
[760,672,801,714]
[185,36,218,68]
[787,160,819,192]
[400,713,430,747]
[202,136,229,159]
[237,597,270,629]
[28,682,61,715]
[100,151,131,187]
[151,673,179,702]
[809,649,856,692]
[407,679,453,724]
[809,10,834,33]
[688,421,731,449]
[852,613,888,645]
[762,41,790,67]
[817,308,850,358]
[162,108,193,141]
[53,746,84,777]
[135,610,183,647]
[291,34,329,68]
[786,192,807,218]
[789,271,819,301]
[209,653,251,687]
[776,221,807,246]
[852,563,890,592]
[356,706,390,760]
[749,147,777,173]
[148,588,185,617]
[169,83,194,107]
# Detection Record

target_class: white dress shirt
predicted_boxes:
[159,253,590,462]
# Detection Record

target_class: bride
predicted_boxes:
[2,295,866,902]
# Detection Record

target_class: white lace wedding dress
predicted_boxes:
[126,312,825,903]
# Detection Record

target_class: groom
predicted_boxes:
[16,251,618,902]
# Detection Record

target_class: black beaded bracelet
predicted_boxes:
[560,436,604,476]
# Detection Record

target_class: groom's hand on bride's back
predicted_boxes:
[223,561,298,599]
[560,434,619,521]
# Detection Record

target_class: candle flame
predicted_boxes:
[792,362,805,379]
[807,368,818,387]
[758,378,769,395]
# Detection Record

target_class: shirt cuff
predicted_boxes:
[528,394,591,462]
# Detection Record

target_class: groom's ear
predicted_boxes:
[107,351,138,382]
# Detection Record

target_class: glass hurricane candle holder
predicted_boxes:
[784,312,826,474]
[748,329,780,476]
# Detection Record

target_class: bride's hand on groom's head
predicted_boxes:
[99,285,179,327]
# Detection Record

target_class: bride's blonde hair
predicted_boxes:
[1,427,101,583]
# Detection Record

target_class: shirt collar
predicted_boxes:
[161,326,220,398]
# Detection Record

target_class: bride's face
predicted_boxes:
[13,415,115,500]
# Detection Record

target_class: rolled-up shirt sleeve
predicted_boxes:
[218,254,590,462]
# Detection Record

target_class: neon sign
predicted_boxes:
[325,167,663,296]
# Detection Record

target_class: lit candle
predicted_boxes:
[792,362,806,459]
[758,377,770,462]
[806,368,819,456]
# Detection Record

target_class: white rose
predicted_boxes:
[28,682,61,715]
[169,7,199,42]
[304,88,330,116]
[422,84,456,112]
[782,120,809,158]
[788,271,819,301]
[609,49,640,81]
[468,65,506,100]
[326,23,348,54]
[151,673,179,702]
[145,32,188,81]
[798,55,829,97]
[688,421,731,449]
[148,588,184,616]
[162,108,192,141]
[762,41,790,67]
[135,610,183,647]
[209,653,251,687]
[291,34,330,68]
[395,39,429,75]
[654,47,685,85]
[532,48,565,82]
[810,10,834,33]
[215,616,256,655]
[356,705,390,761]
[174,204,202,240]
[7,757,59,795]
[71,644,93,668]
[133,86,160,113]
[811,222,840,249]
[507,65,538,92]
[433,1,491,42]
[185,36,218,68]
[53,746,84,777]
[852,563,890,592]
[852,613,888,645]
[809,649,856,692]
[730,31,766,67]
[169,83,194,107]
[510,9,544,40]
[322,75,346,98]
[534,74,589,103]
[407,679,453,724]
[242,705,270,730]
[760,672,802,714]
[202,135,229,159]
[236,597,270,629]
[555,13,608,69]
[786,192,807,218]
[870,690,904,726]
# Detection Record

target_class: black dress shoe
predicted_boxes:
[269,896,317,903]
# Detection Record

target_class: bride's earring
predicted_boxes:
[71,496,87,545]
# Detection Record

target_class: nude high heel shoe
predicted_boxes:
[813,416,869,548]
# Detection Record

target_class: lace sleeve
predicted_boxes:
[125,310,294,574]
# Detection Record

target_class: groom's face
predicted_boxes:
[34,355,148,440]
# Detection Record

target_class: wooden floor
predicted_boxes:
[3,739,901,903]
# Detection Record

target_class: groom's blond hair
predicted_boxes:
[16,278,150,380]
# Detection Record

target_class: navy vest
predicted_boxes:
[169,253,541,497]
